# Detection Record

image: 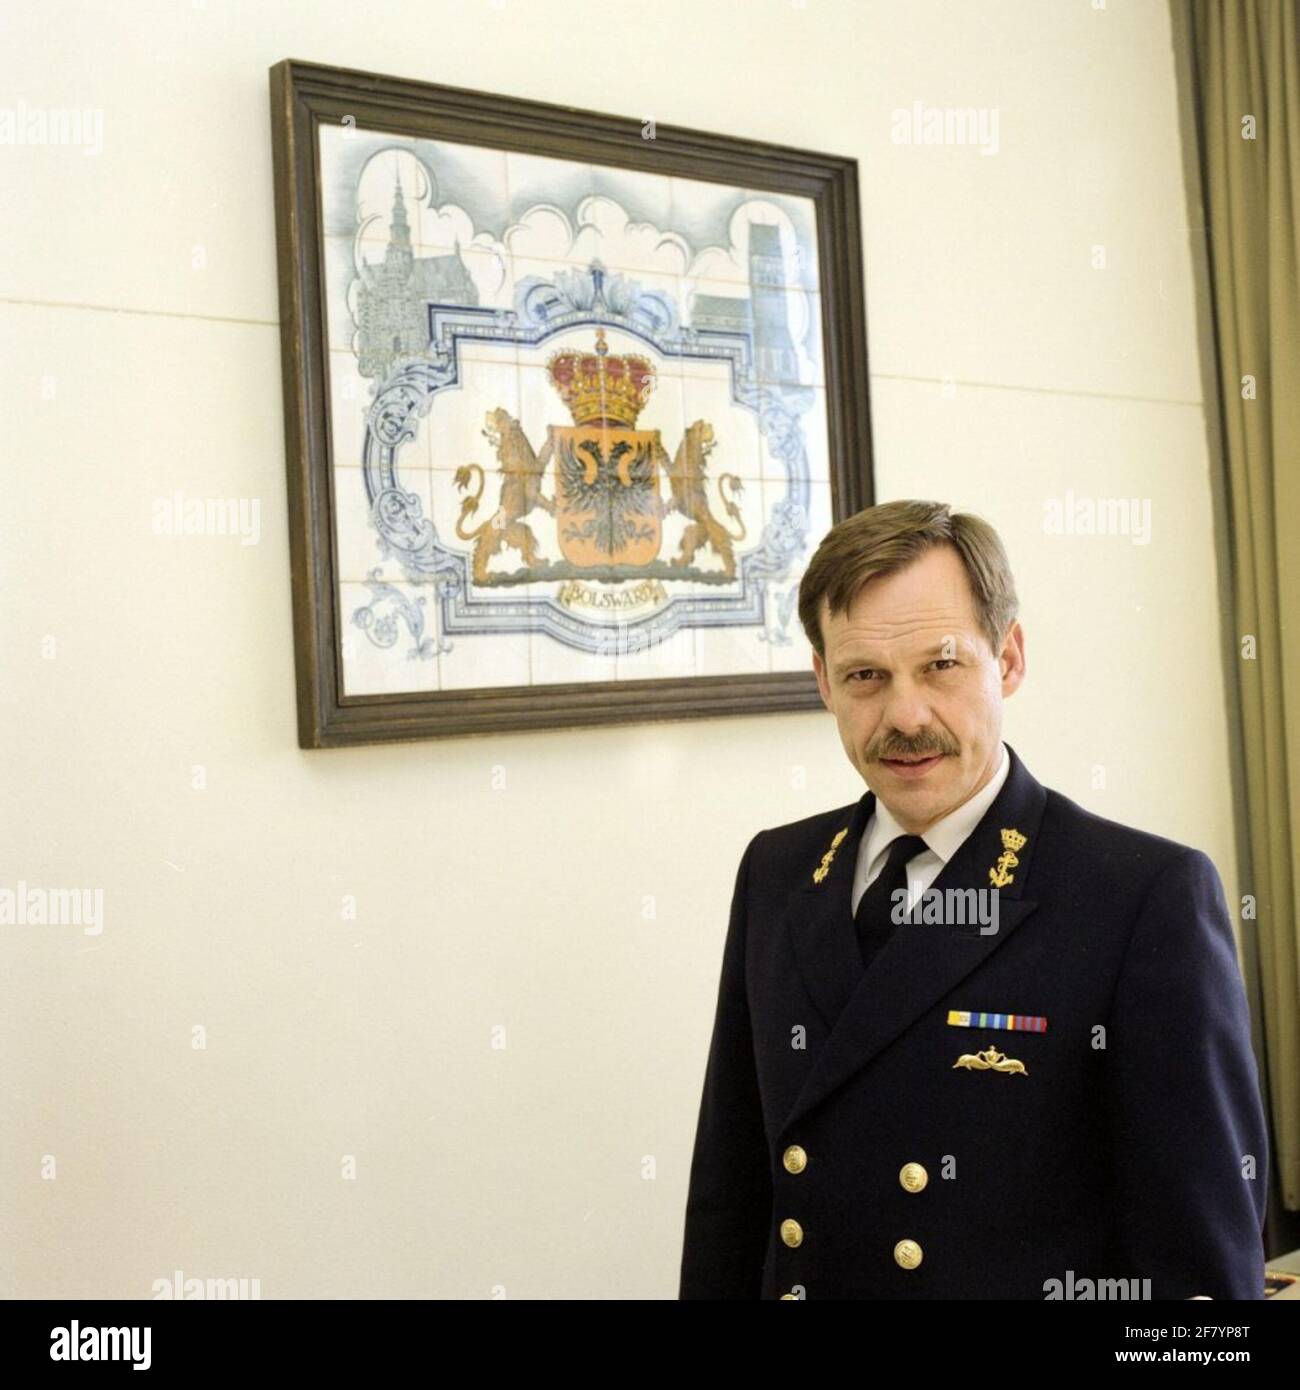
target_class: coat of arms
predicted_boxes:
[452,329,747,586]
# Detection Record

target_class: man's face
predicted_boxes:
[811,544,1025,834]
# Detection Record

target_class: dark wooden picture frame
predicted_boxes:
[269,58,874,748]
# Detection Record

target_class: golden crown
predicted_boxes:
[546,328,656,428]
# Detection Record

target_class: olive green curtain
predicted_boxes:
[1172,0,1300,1218]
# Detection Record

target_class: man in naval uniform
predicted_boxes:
[678,499,1268,1300]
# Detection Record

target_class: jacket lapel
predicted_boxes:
[782,743,1048,1131]
[782,788,876,1031]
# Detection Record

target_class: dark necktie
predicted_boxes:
[853,833,929,969]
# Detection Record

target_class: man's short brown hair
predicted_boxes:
[798,499,1019,661]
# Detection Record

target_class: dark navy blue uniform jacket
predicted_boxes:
[679,744,1268,1299]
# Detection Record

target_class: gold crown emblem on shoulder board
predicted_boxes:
[812,827,848,885]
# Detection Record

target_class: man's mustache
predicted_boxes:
[871,741,957,760]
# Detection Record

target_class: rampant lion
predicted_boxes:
[658,420,746,575]
[454,408,555,584]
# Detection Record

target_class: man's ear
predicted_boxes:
[812,649,833,710]
[998,621,1026,697]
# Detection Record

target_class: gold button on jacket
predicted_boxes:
[899,1162,928,1193]
[780,1218,804,1247]
[782,1145,807,1174]
[893,1239,923,1269]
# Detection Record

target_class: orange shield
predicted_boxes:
[550,425,662,567]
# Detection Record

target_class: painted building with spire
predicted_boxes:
[689,222,801,383]
[355,171,479,381]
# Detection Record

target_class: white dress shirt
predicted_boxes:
[850,742,1010,917]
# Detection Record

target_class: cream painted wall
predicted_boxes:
[0,0,1234,1298]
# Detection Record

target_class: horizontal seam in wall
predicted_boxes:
[0,295,273,329]
[870,370,1202,408]
[0,297,1204,408]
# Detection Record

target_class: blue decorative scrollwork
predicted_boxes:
[373,487,436,560]
[759,581,802,647]
[351,567,447,660]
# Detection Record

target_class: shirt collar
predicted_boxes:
[863,741,1011,875]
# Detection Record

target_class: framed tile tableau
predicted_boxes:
[269,59,874,748]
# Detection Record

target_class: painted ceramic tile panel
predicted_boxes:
[317,124,831,696]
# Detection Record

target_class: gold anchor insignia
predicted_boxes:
[952,1044,1028,1075]
[988,826,1028,888]
[812,827,848,884]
